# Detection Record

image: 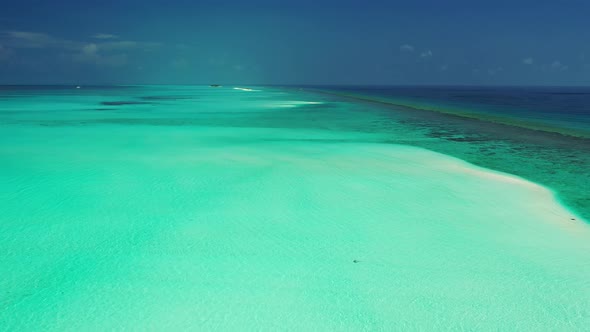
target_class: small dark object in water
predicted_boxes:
[571,218,576,221]
[100,101,152,106]
[353,259,360,263]
[210,84,221,87]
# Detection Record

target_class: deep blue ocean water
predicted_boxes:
[313,86,590,137]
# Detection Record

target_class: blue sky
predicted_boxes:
[0,0,589,85]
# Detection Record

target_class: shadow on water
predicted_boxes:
[100,101,154,106]
[138,96,197,101]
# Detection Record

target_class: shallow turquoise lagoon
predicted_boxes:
[1,86,589,330]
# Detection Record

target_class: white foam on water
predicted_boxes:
[267,100,325,108]
[233,87,260,92]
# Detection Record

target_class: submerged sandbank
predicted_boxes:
[1,124,589,330]
[1,86,589,330]
[288,87,590,222]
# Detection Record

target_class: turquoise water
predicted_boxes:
[1,86,590,330]
[307,87,590,220]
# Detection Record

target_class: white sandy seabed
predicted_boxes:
[1,122,590,331]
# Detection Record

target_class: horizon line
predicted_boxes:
[1,83,590,88]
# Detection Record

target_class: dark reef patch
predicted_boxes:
[100,101,153,106]
[139,95,196,101]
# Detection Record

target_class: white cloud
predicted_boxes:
[2,30,74,49]
[100,41,139,51]
[82,43,98,55]
[400,44,414,52]
[1,30,162,68]
[99,40,161,52]
[6,31,52,42]
[539,61,568,72]
[93,33,118,40]
[523,57,534,65]
[420,50,433,58]
[2,30,160,54]
[72,42,128,67]
[550,60,568,71]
